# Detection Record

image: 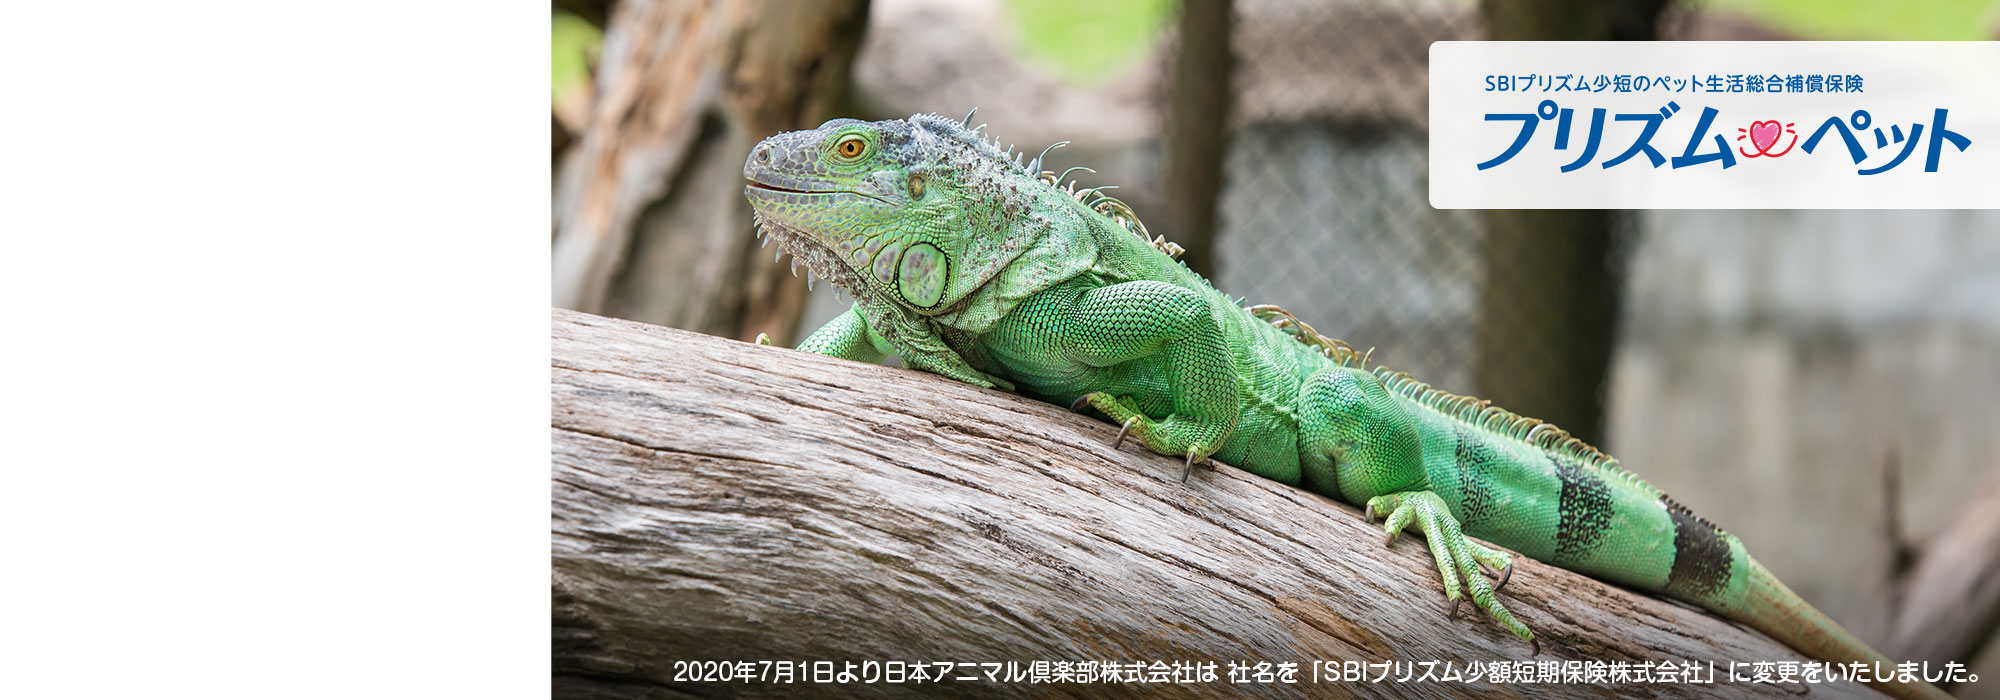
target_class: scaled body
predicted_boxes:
[743,114,1941,700]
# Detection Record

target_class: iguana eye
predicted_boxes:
[835,136,867,160]
[907,173,924,198]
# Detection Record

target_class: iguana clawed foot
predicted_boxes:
[1072,391,1226,483]
[1365,490,1536,652]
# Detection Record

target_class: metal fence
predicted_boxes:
[1158,0,1666,443]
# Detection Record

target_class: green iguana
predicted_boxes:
[742,112,1949,700]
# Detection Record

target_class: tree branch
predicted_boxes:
[550,308,1883,698]
[550,0,867,345]
[1880,464,2000,677]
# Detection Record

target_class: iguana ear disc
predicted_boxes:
[897,242,947,308]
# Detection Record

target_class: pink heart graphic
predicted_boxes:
[1749,120,1782,154]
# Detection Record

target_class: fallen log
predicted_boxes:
[550,308,1882,699]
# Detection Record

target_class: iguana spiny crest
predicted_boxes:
[743,112,1619,480]
[743,111,1178,315]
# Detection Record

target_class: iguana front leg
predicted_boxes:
[1298,366,1533,650]
[785,305,1012,389]
[1059,280,1240,480]
[786,305,890,362]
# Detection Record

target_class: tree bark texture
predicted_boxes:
[550,308,1885,699]
[1470,0,1669,447]
[1472,210,1622,447]
[1879,464,2000,680]
[1160,0,1234,280]
[551,0,868,345]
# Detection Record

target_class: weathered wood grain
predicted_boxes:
[551,0,867,343]
[550,308,1883,699]
[1883,465,2000,679]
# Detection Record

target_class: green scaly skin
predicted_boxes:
[743,113,1949,700]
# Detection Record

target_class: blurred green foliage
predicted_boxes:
[548,1,1999,103]
[552,11,602,108]
[1005,0,1174,84]
[1696,0,2000,39]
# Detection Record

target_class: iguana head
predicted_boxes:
[744,112,1099,318]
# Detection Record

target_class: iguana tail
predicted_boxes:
[1295,326,1951,698]
[1729,556,1951,700]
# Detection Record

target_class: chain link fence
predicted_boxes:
[1139,1,2000,644]
[1172,0,1655,443]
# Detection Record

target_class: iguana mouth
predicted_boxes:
[743,168,892,300]
[744,178,890,204]
[745,181,823,195]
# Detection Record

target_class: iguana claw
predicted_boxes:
[1069,394,1094,413]
[1179,449,1200,484]
[1114,416,1138,449]
[1451,562,1512,615]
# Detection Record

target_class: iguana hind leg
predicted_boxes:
[1297,366,1535,650]
[1367,491,1533,647]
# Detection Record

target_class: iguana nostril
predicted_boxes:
[755,146,770,164]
